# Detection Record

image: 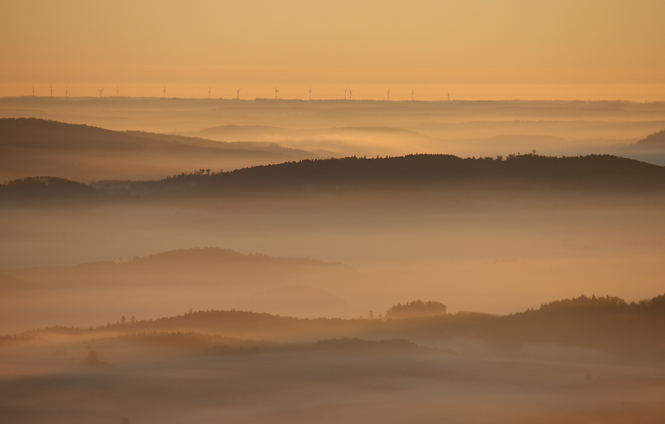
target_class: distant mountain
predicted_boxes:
[0,118,317,182]
[8,247,346,290]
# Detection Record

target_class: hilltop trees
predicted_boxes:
[386,300,447,319]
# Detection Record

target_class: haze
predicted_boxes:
[2,0,665,100]
[2,1,665,423]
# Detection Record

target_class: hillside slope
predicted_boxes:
[0,118,316,182]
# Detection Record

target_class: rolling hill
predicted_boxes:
[626,129,665,151]
[3,153,664,204]
[0,118,317,182]
[10,293,665,360]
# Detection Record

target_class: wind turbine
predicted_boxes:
[448,92,450,102]
[411,88,414,101]
[274,87,280,100]
[348,88,353,100]
[163,86,166,99]
[387,87,390,101]
[208,87,211,99]
[98,88,104,98]
[237,88,241,100]
[50,86,53,97]
[65,86,68,98]
[32,86,35,97]
[309,87,311,101]
[344,87,347,100]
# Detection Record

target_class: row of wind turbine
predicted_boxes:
[26,86,450,101]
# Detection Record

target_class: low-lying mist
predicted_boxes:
[3,98,665,423]
[1,183,664,334]
[2,293,665,424]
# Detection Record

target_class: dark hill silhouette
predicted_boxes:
[626,129,665,151]
[385,300,447,319]
[132,153,665,196]
[0,118,311,154]
[3,153,665,204]
[0,118,316,182]
[0,176,97,204]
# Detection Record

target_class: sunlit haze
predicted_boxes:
[2,0,665,100]
[3,2,665,423]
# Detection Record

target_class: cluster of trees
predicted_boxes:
[385,300,447,319]
[533,294,665,315]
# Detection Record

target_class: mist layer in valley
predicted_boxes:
[3,98,665,182]
[2,294,665,424]
[2,154,665,334]
[3,99,665,423]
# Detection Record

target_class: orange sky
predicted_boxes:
[2,0,665,100]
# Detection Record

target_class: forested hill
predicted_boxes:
[17,293,665,359]
[2,154,665,203]
[0,117,312,155]
[111,154,665,193]
[628,129,665,151]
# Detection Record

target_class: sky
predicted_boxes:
[2,0,665,100]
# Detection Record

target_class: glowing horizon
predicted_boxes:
[2,0,665,101]
[4,83,665,102]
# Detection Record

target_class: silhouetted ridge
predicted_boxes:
[533,294,665,315]
[630,129,665,150]
[0,117,312,154]
[0,176,97,203]
[3,154,665,203]
[0,117,160,149]
[136,154,665,194]
[127,247,338,268]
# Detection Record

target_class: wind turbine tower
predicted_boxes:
[237,88,241,100]
[309,87,311,101]
[32,86,35,97]
[65,87,68,98]
[208,87,211,99]
[349,88,353,100]
[387,87,390,101]
[50,86,53,97]
[163,87,166,99]
[274,87,280,100]
[99,88,104,98]
[411,88,414,101]
[344,87,347,100]
[448,93,450,102]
